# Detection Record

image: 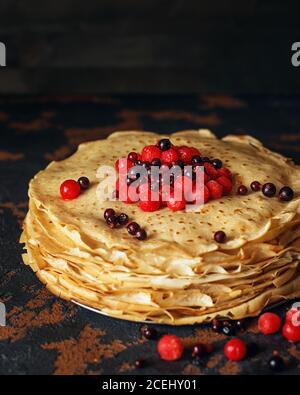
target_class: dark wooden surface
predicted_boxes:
[0,94,300,375]
[0,0,300,94]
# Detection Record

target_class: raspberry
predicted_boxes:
[141,145,162,162]
[194,167,210,184]
[157,334,184,361]
[216,176,232,195]
[177,146,200,164]
[160,185,173,206]
[119,181,139,204]
[138,183,161,211]
[258,312,282,335]
[174,175,193,198]
[218,166,232,178]
[115,158,133,174]
[204,162,219,179]
[139,199,161,212]
[60,180,81,200]
[167,191,186,211]
[224,338,247,361]
[161,148,179,165]
[282,322,300,342]
[204,172,210,184]
[206,180,223,200]
[187,184,210,204]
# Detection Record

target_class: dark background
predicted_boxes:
[1,1,300,376]
[0,0,300,94]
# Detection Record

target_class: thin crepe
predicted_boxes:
[20,130,300,324]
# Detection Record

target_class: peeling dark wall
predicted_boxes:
[0,0,299,94]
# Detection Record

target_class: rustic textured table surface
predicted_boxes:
[0,94,300,375]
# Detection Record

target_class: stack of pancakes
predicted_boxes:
[20,130,300,324]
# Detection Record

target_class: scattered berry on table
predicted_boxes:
[211,319,222,333]
[135,359,144,369]
[224,338,247,361]
[157,334,184,361]
[268,355,285,371]
[140,325,157,340]
[222,324,235,336]
[285,307,300,323]
[258,312,282,335]
[282,321,300,342]
[191,344,205,358]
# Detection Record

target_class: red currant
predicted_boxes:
[60,179,81,200]
[258,312,282,335]
[224,338,247,361]
[157,334,184,361]
[286,307,300,325]
[282,322,300,342]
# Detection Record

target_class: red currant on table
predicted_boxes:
[224,338,247,361]
[258,312,282,335]
[157,334,184,361]
[60,179,81,200]
[282,322,300,342]
[286,307,300,324]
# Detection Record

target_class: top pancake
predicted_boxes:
[28,130,300,262]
